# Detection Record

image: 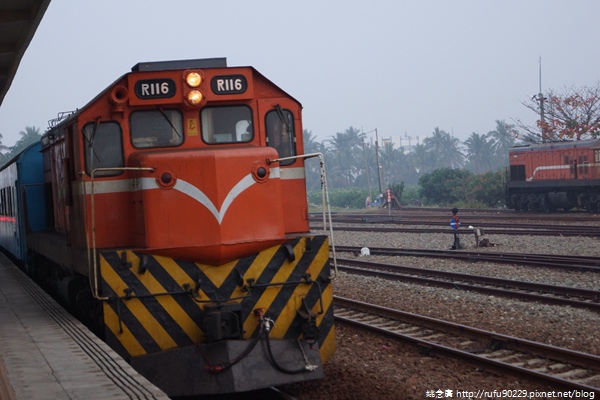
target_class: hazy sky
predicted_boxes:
[1,0,599,147]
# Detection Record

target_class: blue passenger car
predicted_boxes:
[0,142,48,262]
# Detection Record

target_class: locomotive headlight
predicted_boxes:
[187,90,203,105]
[186,72,202,88]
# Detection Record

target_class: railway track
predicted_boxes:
[313,210,600,222]
[316,216,600,231]
[312,223,600,237]
[334,246,600,272]
[336,257,600,312]
[334,296,600,392]
[399,207,600,219]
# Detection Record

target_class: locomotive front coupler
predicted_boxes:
[202,303,244,342]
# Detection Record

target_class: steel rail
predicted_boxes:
[334,296,600,391]
[336,258,600,312]
[333,246,600,272]
[310,212,600,223]
[312,224,600,237]
[314,216,600,232]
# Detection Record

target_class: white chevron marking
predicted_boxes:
[140,174,258,224]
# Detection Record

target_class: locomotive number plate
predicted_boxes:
[134,78,176,99]
[210,75,247,95]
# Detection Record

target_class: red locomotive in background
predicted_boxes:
[0,58,335,396]
[506,138,600,212]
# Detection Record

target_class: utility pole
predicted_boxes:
[405,132,412,149]
[374,128,383,195]
[362,128,383,196]
[535,57,547,142]
[362,139,372,202]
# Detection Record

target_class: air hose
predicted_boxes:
[202,323,263,374]
[201,309,318,374]
[260,311,319,374]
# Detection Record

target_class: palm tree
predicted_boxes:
[423,127,464,169]
[326,126,364,188]
[303,129,325,155]
[487,120,515,168]
[0,133,10,166]
[0,133,8,151]
[303,129,326,190]
[354,140,378,196]
[409,143,436,177]
[464,132,494,173]
[13,126,41,153]
[0,126,41,166]
[379,142,412,186]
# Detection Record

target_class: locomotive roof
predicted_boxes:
[131,58,227,72]
[41,58,301,142]
[510,138,600,153]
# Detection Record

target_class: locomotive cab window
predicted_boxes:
[265,109,295,165]
[83,121,124,177]
[510,165,526,181]
[201,106,253,144]
[130,109,183,148]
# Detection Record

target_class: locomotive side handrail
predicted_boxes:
[269,152,338,278]
[84,167,155,300]
[84,155,337,301]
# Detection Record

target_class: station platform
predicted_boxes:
[0,253,170,400]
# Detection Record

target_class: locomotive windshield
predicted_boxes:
[266,108,295,164]
[201,106,253,144]
[130,109,183,148]
[82,121,124,177]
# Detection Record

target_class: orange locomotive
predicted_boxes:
[506,139,600,212]
[28,58,335,396]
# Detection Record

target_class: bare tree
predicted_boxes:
[514,82,600,142]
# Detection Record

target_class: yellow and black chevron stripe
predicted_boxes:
[99,235,335,363]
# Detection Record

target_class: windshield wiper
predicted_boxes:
[86,117,103,163]
[274,105,291,135]
[158,107,182,138]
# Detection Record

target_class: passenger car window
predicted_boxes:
[201,106,253,144]
[82,121,124,177]
[130,109,183,148]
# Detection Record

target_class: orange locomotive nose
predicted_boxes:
[129,146,285,265]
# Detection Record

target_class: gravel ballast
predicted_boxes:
[283,227,600,399]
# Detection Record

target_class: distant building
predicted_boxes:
[368,135,421,153]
